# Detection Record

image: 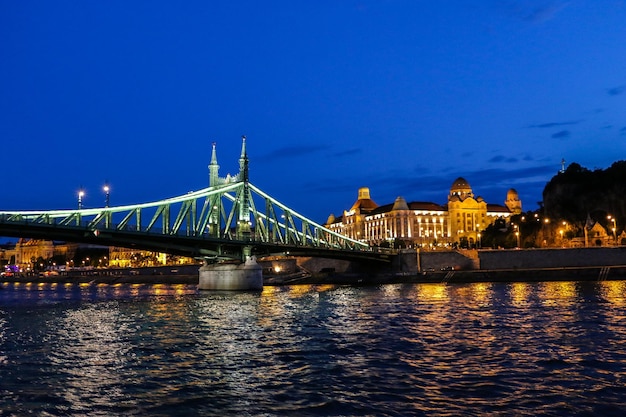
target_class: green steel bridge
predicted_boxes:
[0,138,392,263]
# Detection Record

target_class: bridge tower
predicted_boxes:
[207,142,221,236]
[209,142,220,187]
[206,136,253,253]
[236,136,252,244]
[199,135,261,290]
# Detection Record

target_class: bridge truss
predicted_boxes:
[0,181,374,261]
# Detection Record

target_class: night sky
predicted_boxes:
[2,1,625,226]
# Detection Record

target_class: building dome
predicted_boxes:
[451,177,471,192]
[350,187,378,212]
[449,177,473,200]
[357,187,371,200]
[506,188,519,200]
[504,188,522,214]
[391,196,409,211]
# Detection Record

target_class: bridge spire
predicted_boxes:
[237,135,251,244]
[239,135,248,181]
[209,142,220,187]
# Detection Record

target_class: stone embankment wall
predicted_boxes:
[296,257,353,274]
[266,246,626,278]
[479,247,626,270]
[418,250,476,271]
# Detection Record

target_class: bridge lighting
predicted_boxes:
[78,190,85,210]
[103,183,110,207]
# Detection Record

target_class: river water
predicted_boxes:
[1,280,626,416]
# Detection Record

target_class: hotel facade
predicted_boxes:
[325,177,522,247]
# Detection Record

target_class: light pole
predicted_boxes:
[103,183,110,207]
[608,215,617,244]
[476,223,481,249]
[78,189,85,210]
[513,223,520,248]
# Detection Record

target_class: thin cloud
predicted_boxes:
[332,148,362,157]
[489,155,518,163]
[528,120,580,128]
[524,2,569,23]
[502,1,570,24]
[607,85,625,96]
[551,130,570,139]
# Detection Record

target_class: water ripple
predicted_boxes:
[2,281,626,415]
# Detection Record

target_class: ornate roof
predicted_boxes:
[487,204,512,213]
[350,198,378,212]
[368,201,446,216]
[391,196,409,211]
[450,177,472,192]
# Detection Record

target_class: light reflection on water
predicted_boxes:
[1,280,626,416]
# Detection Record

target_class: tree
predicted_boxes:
[543,161,626,238]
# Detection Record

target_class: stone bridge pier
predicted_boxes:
[198,256,263,290]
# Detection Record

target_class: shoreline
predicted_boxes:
[266,265,626,286]
[3,265,626,286]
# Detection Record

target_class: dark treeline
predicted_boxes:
[481,160,625,249]
[543,160,626,234]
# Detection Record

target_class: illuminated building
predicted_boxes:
[326,178,518,247]
[108,246,194,267]
[0,239,79,271]
[0,239,194,270]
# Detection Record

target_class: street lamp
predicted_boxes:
[608,215,617,244]
[476,223,481,249]
[78,189,85,210]
[513,224,520,248]
[103,183,110,207]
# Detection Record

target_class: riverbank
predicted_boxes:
[266,265,626,285]
[4,264,626,286]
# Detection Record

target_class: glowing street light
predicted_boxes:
[608,215,617,244]
[103,183,110,207]
[78,189,85,210]
[512,223,520,248]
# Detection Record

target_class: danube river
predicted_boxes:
[2,280,626,416]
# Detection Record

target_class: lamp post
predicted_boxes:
[103,183,110,207]
[512,223,520,248]
[476,223,481,249]
[78,190,85,210]
[608,215,617,244]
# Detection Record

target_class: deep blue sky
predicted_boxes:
[2,1,625,224]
